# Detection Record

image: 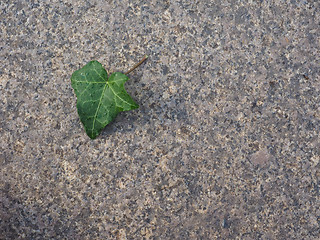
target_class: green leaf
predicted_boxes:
[71,60,139,139]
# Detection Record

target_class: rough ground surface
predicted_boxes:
[1,0,319,239]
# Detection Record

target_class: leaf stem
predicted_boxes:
[125,55,148,75]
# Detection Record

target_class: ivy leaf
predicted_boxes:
[71,60,139,139]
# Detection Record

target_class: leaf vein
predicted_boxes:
[93,69,106,82]
[108,84,135,107]
[92,83,108,132]
[109,77,127,84]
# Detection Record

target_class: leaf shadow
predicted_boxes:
[100,111,139,137]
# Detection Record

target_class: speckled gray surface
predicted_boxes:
[1,0,319,239]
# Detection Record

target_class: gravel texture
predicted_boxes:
[1,0,319,239]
